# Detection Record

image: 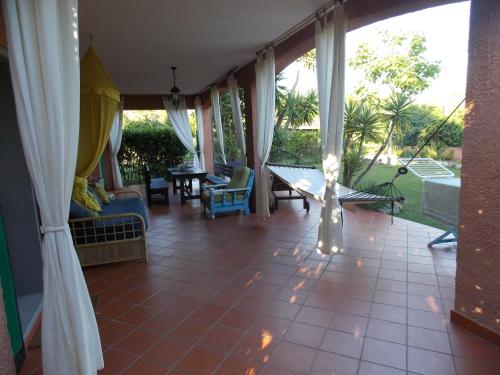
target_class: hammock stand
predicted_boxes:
[338,98,465,224]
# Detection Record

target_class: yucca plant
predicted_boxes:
[352,93,414,187]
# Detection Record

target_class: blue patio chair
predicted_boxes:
[202,167,254,219]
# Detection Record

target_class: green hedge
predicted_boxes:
[118,122,188,185]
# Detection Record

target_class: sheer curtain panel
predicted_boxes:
[315,5,347,255]
[109,97,124,188]
[164,97,200,168]
[3,0,104,373]
[210,86,227,164]
[194,96,206,170]
[255,49,276,219]
[227,74,246,165]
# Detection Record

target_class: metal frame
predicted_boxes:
[428,227,457,247]
[399,157,455,179]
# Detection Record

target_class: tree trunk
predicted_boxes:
[357,132,366,160]
[275,114,285,129]
[342,164,350,187]
[352,121,395,187]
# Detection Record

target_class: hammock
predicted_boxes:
[267,98,465,222]
[267,163,403,222]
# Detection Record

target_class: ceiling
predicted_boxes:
[78,0,330,96]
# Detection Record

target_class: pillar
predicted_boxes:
[242,81,258,212]
[102,143,115,190]
[453,0,500,340]
[201,98,214,174]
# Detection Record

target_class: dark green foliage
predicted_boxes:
[270,128,321,165]
[118,120,188,184]
[395,104,464,148]
[213,92,245,162]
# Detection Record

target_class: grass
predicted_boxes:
[351,164,460,229]
[313,162,460,229]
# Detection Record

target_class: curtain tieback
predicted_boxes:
[40,224,69,234]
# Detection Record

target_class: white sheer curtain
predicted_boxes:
[164,97,200,168]
[194,96,206,170]
[210,86,227,164]
[227,74,246,165]
[316,5,347,255]
[109,97,124,188]
[3,1,104,374]
[255,49,276,219]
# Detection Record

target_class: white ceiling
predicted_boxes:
[78,0,330,95]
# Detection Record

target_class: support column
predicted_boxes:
[201,98,214,174]
[102,143,115,190]
[242,82,258,212]
[453,0,500,340]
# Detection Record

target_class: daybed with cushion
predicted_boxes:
[68,190,148,267]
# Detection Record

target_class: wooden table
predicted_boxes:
[168,168,207,205]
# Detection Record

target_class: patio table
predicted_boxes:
[168,168,208,205]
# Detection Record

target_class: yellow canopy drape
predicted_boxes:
[76,46,120,178]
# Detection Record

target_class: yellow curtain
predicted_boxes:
[76,46,120,178]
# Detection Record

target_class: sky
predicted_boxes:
[281,1,470,112]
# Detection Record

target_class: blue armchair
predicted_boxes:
[202,167,254,219]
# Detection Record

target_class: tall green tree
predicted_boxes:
[350,31,441,97]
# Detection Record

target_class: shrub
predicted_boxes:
[418,145,438,159]
[118,121,188,185]
[438,148,455,161]
[270,129,321,165]
[396,146,417,158]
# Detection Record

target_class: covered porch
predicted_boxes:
[1,0,500,374]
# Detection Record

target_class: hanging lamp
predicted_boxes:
[167,66,182,109]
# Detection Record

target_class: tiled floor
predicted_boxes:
[21,188,500,374]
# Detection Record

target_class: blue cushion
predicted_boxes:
[100,198,148,229]
[69,200,97,219]
[150,178,168,190]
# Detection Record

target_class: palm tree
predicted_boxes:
[275,88,319,129]
[352,93,413,187]
[342,99,382,187]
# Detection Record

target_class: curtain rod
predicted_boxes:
[256,0,348,55]
[196,0,347,96]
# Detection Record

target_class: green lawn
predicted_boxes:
[313,162,459,229]
[353,164,460,229]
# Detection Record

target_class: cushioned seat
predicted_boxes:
[150,177,168,190]
[202,167,254,219]
[100,198,148,228]
[205,175,227,185]
[201,190,244,203]
[144,166,169,207]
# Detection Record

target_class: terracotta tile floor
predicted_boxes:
[21,188,500,374]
